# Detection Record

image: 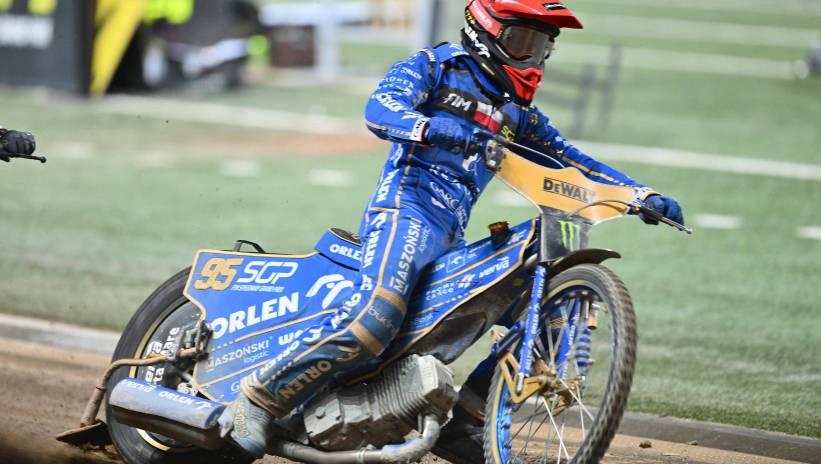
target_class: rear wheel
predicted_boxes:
[484,264,637,464]
[105,268,251,464]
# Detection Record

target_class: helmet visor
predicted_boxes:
[498,25,556,62]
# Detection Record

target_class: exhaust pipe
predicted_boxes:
[270,414,442,464]
[108,378,225,450]
[111,377,443,462]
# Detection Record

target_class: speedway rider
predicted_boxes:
[0,127,36,161]
[220,1,684,460]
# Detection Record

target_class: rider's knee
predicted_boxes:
[350,290,407,357]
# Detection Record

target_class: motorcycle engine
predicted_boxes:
[302,354,458,450]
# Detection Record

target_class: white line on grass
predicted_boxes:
[579,14,819,48]
[557,43,795,80]
[575,0,821,18]
[134,150,174,168]
[576,141,821,182]
[54,141,93,160]
[693,214,742,230]
[90,97,821,182]
[307,169,355,187]
[96,95,364,136]
[796,226,821,240]
[220,160,260,177]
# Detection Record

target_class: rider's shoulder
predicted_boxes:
[400,43,468,80]
[420,42,469,65]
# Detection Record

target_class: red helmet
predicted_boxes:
[461,0,583,102]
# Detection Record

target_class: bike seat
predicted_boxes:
[314,228,362,270]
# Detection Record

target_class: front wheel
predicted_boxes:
[484,264,637,464]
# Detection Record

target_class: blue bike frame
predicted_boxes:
[493,209,589,394]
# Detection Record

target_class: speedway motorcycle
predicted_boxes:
[58,135,690,464]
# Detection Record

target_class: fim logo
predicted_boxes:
[543,178,596,203]
[442,92,473,113]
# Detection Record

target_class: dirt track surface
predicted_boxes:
[0,336,804,464]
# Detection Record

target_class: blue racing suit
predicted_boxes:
[241,43,655,417]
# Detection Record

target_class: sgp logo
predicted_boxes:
[236,261,299,285]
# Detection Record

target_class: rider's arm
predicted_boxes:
[518,107,657,200]
[364,50,437,143]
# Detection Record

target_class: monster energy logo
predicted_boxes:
[558,221,582,251]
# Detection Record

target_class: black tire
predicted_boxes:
[483,264,637,464]
[105,268,251,464]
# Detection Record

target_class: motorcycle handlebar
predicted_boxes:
[632,204,692,234]
[474,129,692,234]
[0,149,47,163]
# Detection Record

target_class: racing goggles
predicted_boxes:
[498,25,557,62]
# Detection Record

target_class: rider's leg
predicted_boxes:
[220,206,453,457]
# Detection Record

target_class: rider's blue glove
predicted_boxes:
[424,117,469,154]
[640,195,685,226]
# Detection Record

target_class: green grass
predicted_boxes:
[210,66,821,165]
[565,0,821,30]
[2,0,820,440]
[560,32,810,61]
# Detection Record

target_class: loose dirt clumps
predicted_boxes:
[0,336,796,464]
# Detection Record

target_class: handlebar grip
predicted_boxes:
[635,205,692,234]
[463,128,494,157]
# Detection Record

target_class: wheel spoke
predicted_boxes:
[570,323,591,435]
[509,395,552,442]
[519,400,543,456]
[542,396,570,461]
[559,409,571,462]
[538,394,565,464]
[579,398,586,438]
[510,408,548,442]
[512,410,550,461]
[557,377,595,422]
[556,423,569,464]
[541,395,562,463]
[510,406,546,442]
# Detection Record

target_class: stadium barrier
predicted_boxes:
[0,0,256,95]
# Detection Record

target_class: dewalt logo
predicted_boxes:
[543,178,596,203]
